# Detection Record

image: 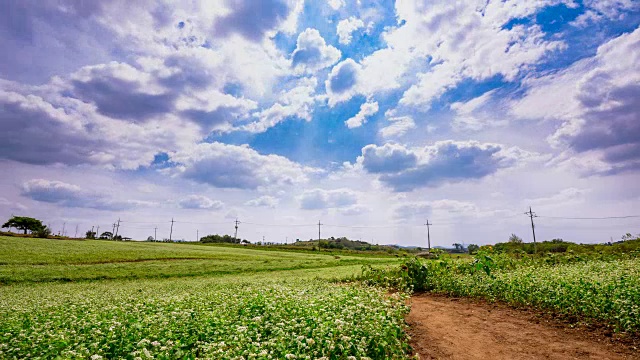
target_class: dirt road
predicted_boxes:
[407,294,639,360]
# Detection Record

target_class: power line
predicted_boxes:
[537,215,640,220]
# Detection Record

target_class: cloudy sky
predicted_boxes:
[1,0,639,246]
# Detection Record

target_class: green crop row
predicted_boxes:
[358,254,640,335]
[0,269,412,359]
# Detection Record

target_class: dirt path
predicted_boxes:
[407,294,639,360]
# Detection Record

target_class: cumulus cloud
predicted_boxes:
[359,143,418,173]
[213,0,291,41]
[337,17,364,45]
[512,27,640,175]
[298,188,358,210]
[345,99,379,129]
[325,59,361,107]
[327,0,345,10]
[21,179,145,211]
[178,195,224,210]
[245,195,279,208]
[358,141,536,191]
[243,77,318,133]
[291,28,341,73]
[172,142,319,190]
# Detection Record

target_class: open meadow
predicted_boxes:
[0,236,408,359]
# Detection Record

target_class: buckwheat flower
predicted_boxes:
[151,341,160,347]
[347,357,356,360]
[285,354,297,359]
[306,338,315,346]
[90,355,103,360]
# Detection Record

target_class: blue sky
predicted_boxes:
[1,0,639,245]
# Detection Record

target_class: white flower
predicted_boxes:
[90,355,103,360]
[285,354,297,359]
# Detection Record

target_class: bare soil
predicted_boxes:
[407,294,639,360]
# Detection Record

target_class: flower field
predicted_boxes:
[0,237,411,359]
[359,253,640,336]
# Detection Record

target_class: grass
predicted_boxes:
[0,236,413,358]
[0,236,400,284]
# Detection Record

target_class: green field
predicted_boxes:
[0,236,410,359]
[0,237,399,284]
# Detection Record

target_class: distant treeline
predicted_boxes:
[486,237,640,255]
[199,234,248,244]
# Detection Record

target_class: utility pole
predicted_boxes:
[525,207,537,253]
[62,222,66,237]
[425,219,432,251]
[318,220,323,241]
[90,226,94,238]
[96,226,100,239]
[74,224,78,238]
[234,218,239,240]
[154,227,157,241]
[285,236,288,245]
[112,223,116,239]
[196,229,199,242]
[169,218,174,242]
[263,235,265,245]
[114,218,120,239]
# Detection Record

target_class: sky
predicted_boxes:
[1,0,640,246]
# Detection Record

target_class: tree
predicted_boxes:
[33,225,52,238]
[147,236,154,241]
[509,234,523,243]
[99,231,113,239]
[85,230,96,239]
[468,244,480,254]
[2,216,45,234]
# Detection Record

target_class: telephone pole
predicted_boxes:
[234,218,239,240]
[96,226,100,238]
[525,207,537,253]
[114,218,120,239]
[169,218,174,242]
[62,222,66,237]
[425,219,432,251]
[90,225,94,237]
[317,220,322,241]
[74,224,78,238]
[154,227,157,241]
[196,229,199,242]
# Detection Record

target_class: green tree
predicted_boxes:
[2,216,45,234]
[467,244,480,254]
[509,234,523,243]
[99,231,113,239]
[85,230,96,239]
[33,225,52,238]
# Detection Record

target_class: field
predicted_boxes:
[0,237,398,284]
[0,237,409,359]
[359,248,640,337]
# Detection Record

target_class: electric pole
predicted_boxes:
[96,226,100,239]
[154,227,157,241]
[74,224,78,238]
[90,225,94,238]
[114,218,120,239]
[525,207,537,253]
[169,218,174,242]
[62,222,66,237]
[234,218,239,240]
[425,219,432,251]
[318,220,322,241]
[196,229,199,242]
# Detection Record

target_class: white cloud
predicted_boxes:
[511,27,640,175]
[291,28,341,74]
[298,188,358,210]
[179,195,224,210]
[21,179,147,211]
[245,195,279,208]
[172,142,320,190]
[357,141,539,191]
[345,99,379,129]
[525,188,589,206]
[327,0,345,10]
[325,59,362,107]
[337,17,365,45]
[243,77,318,133]
[379,115,416,139]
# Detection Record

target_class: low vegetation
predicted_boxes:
[358,237,640,336]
